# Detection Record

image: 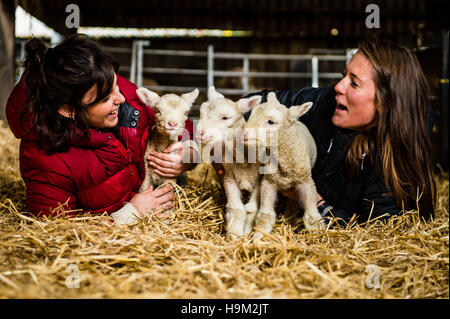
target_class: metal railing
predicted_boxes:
[14,39,355,94]
[103,40,356,95]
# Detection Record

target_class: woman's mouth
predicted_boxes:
[109,108,119,115]
[336,103,348,112]
[107,108,119,120]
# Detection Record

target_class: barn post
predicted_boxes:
[0,0,15,122]
[207,45,214,88]
[130,40,137,83]
[136,40,150,88]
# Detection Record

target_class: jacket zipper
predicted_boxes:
[361,152,367,171]
[327,138,334,153]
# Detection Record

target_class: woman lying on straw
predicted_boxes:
[6,34,197,224]
[213,39,437,227]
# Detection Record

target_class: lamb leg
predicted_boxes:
[296,182,324,230]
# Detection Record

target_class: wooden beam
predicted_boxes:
[0,0,15,121]
[17,0,428,38]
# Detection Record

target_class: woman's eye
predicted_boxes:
[102,96,110,102]
[268,119,275,125]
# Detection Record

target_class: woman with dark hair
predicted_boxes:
[6,34,197,224]
[214,39,436,226]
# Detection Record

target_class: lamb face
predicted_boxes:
[195,86,261,146]
[196,98,239,145]
[243,92,313,149]
[137,88,199,137]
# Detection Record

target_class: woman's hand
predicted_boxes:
[280,188,298,201]
[148,142,195,178]
[316,193,324,206]
[130,184,175,215]
[211,162,224,184]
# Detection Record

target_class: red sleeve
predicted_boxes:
[20,145,78,217]
[6,75,36,140]
[24,173,78,217]
[183,118,194,140]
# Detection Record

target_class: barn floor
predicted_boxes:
[0,120,448,299]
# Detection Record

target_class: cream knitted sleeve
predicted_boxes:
[110,203,142,225]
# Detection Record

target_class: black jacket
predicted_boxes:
[245,86,402,226]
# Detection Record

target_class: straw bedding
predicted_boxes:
[0,120,448,299]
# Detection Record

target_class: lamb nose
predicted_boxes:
[168,122,178,128]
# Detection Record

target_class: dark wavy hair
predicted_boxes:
[22,34,118,154]
[345,39,436,219]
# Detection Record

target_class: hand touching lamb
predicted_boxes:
[137,88,199,191]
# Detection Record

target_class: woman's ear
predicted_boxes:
[58,104,74,119]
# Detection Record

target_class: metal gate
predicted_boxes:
[103,40,356,96]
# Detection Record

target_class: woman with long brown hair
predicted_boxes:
[215,39,436,226]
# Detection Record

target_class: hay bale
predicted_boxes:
[0,120,448,298]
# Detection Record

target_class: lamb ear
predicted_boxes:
[267,92,279,104]
[207,86,225,101]
[237,95,261,114]
[288,102,313,122]
[136,88,160,106]
[181,88,199,105]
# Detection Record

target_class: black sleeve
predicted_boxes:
[357,167,402,222]
[244,86,335,124]
[320,206,354,227]
[320,166,401,227]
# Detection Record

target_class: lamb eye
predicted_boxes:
[268,119,276,125]
[222,116,229,120]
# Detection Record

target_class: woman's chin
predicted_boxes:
[332,113,346,128]
[97,116,119,129]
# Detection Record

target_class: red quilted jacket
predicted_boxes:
[6,74,193,216]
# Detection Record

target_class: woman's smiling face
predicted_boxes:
[332,53,379,131]
[83,74,125,129]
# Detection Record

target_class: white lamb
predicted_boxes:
[136,87,199,191]
[196,86,262,237]
[243,92,324,237]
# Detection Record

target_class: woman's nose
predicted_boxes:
[334,77,346,95]
[116,92,125,104]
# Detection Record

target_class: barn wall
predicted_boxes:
[0,0,15,121]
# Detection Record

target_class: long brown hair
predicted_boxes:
[345,39,436,219]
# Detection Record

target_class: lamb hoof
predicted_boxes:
[226,207,246,237]
[227,232,241,241]
[303,216,324,230]
[243,207,257,236]
[251,231,264,241]
[243,222,254,236]
[254,209,275,234]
